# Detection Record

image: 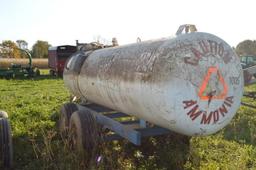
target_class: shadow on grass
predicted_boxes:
[12,134,42,169]
[223,107,256,146]
[11,130,191,170]
[101,133,191,170]
[31,75,63,81]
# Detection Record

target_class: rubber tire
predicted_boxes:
[49,70,55,76]
[57,72,63,77]
[4,75,11,80]
[59,103,78,135]
[69,110,102,162]
[0,118,13,170]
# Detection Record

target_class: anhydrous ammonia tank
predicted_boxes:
[64,31,243,136]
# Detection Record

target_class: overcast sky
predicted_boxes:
[0,0,255,49]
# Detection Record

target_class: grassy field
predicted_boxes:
[0,76,256,169]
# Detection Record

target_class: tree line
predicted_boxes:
[0,40,51,58]
[0,39,256,58]
[235,40,256,56]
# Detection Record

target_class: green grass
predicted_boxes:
[0,76,70,169]
[0,76,256,169]
[39,69,50,75]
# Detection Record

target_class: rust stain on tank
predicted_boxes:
[81,41,168,83]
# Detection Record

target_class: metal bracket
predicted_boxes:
[176,24,197,35]
[77,103,172,145]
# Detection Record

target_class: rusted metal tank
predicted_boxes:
[63,31,243,136]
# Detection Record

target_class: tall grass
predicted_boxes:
[0,77,256,169]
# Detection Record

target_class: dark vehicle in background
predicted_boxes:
[48,45,77,76]
[240,55,256,69]
[0,49,40,79]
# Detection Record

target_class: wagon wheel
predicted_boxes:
[69,110,103,166]
[0,118,13,170]
[35,68,40,76]
[5,73,13,80]
[49,70,55,76]
[59,103,78,136]
[57,72,63,77]
[4,75,11,80]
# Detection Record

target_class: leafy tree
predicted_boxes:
[16,40,29,58]
[16,40,28,49]
[32,40,51,58]
[0,40,21,58]
[236,40,256,57]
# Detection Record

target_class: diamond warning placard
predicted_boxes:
[198,66,228,100]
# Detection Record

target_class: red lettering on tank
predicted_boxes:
[201,112,213,124]
[224,101,231,107]
[219,104,227,117]
[184,40,231,66]
[183,100,197,109]
[213,110,219,123]
[208,40,218,55]
[218,43,224,57]
[184,47,203,65]
[199,40,209,54]
[186,105,203,121]
[183,96,234,124]
[225,96,234,104]
[184,57,199,66]
[191,47,203,59]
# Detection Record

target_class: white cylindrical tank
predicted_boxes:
[64,32,243,136]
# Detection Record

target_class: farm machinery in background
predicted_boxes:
[48,45,77,76]
[240,55,256,69]
[48,39,119,77]
[0,49,40,79]
[241,65,256,109]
